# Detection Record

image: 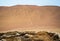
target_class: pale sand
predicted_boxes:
[0,5,60,33]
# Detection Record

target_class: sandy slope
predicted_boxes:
[0,5,60,33]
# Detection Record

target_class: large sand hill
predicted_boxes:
[0,5,60,33]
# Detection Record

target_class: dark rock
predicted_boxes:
[0,31,60,41]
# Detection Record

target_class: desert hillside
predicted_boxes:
[0,5,60,33]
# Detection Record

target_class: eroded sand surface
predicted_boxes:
[0,5,60,33]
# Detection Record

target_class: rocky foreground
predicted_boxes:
[0,31,60,41]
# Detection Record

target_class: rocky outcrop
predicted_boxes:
[0,31,60,41]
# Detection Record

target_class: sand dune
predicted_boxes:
[0,5,60,33]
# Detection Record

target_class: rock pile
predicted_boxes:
[0,31,60,41]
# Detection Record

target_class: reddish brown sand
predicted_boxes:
[0,5,60,33]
